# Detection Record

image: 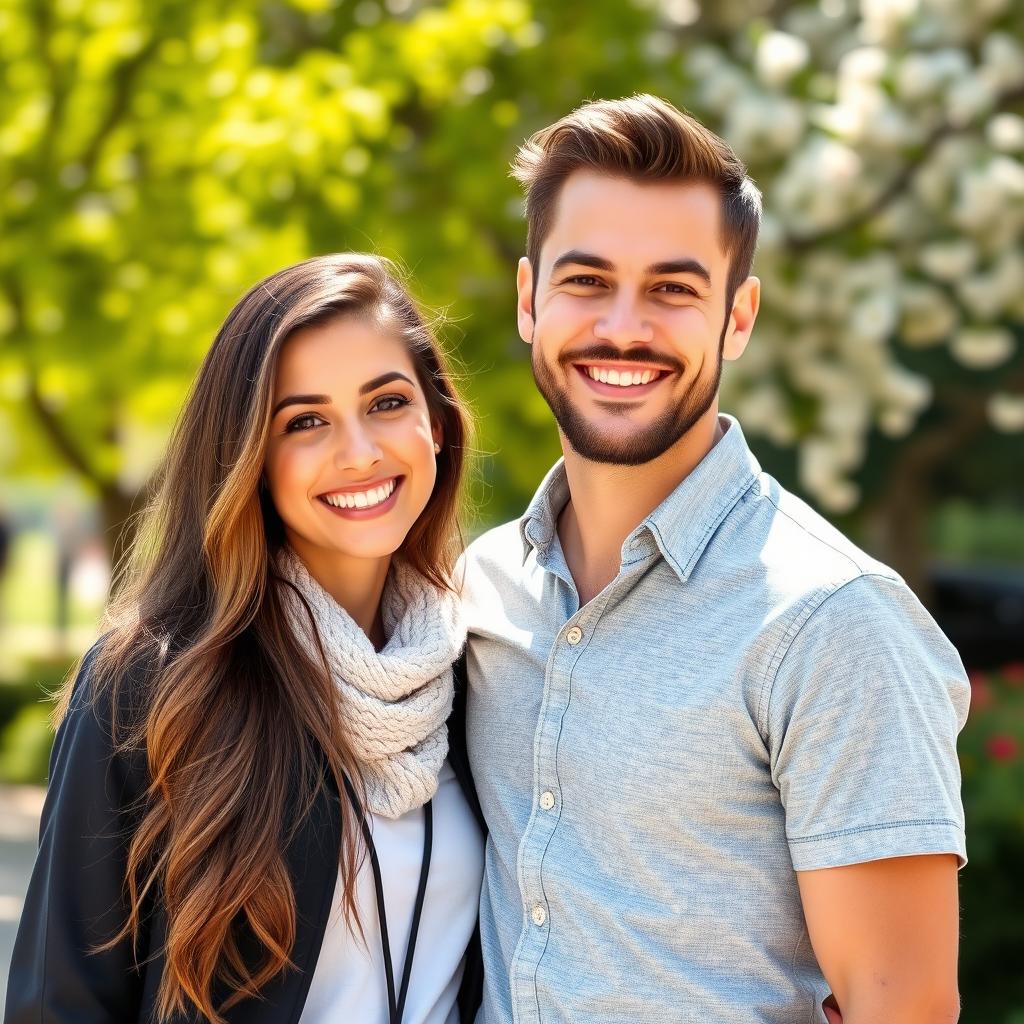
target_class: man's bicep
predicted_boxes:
[797,855,961,1019]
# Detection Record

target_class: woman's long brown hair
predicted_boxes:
[54,254,471,1022]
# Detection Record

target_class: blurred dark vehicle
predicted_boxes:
[930,564,1024,670]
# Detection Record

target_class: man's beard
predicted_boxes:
[530,326,726,467]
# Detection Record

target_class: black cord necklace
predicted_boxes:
[343,778,433,1024]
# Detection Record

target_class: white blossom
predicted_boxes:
[981,31,1024,90]
[950,326,1016,369]
[958,274,1009,320]
[918,240,977,281]
[944,71,996,127]
[838,46,888,84]
[735,384,787,435]
[860,0,920,43]
[899,282,959,346]
[848,291,899,343]
[818,478,860,513]
[953,170,1005,231]
[989,156,1024,197]
[756,31,810,87]
[896,53,943,101]
[987,392,1024,432]
[725,93,805,158]
[821,389,871,437]
[695,63,748,114]
[882,366,933,411]
[988,113,1024,153]
[878,407,917,437]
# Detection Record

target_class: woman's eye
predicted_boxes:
[371,394,410,413]
[284,413,324,433]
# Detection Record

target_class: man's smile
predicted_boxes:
[573,361,672,398]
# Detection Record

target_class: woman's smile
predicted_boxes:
[317,475,404,519]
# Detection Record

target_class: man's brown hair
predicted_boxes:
[511,94,762,310]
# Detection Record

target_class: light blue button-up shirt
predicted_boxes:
[462,415,968,1024]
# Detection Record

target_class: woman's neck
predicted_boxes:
[284,533,391,648]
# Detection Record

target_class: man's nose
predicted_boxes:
[594,293,654,347]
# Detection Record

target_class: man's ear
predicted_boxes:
[722,275,760,362]
[516,257,535,344]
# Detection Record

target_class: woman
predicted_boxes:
[6,254,485,1024]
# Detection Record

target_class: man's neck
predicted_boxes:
[557,405,724,606]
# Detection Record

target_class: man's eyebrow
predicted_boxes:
[550,251,712,287]
[647,259,712,286]
[358,371,415,396]
[272,393,330,416]
[550,251,615,274]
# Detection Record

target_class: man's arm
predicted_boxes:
[797,854,961,1024]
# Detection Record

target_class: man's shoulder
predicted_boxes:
[743,473,899,591]
[463,517,526,573]
[458,517,533,618]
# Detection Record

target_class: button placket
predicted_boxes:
[510,624,578,1021]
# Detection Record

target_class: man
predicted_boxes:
[460,95,967,1024]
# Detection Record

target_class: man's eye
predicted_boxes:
[285,413,325,433]
[371,395,410,413]
[566,275,601,287]
[655,282,695,296]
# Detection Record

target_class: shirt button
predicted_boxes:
[531,904,547,927]
[539,791,555,811]
[565,625,583,646]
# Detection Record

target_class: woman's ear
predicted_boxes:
[431,419,443,455]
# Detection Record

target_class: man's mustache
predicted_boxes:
[558,344,684,374]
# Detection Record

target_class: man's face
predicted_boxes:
[518,171,756,465]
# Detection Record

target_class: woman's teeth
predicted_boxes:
[585,366,657,386]
[322,478,397,509]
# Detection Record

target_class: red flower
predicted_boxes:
[986,734,1019,762]
[1001,663,1024,687]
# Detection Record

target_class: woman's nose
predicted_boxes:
[334,422,383,473]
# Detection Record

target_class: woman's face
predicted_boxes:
[264,314,440,577]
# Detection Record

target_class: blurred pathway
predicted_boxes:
[0,785,44,1011]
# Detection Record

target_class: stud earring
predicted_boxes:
[433,442,442,454]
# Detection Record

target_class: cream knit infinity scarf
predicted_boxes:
[276,548,465,819]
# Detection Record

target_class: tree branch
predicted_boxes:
[24,375,104,485]
[785,82,1024,252]
[78,37,158,176]
[4,276,103,486]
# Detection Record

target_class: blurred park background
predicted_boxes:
[1,0,1023,1016]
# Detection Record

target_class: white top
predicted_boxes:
[299,760,484,1024]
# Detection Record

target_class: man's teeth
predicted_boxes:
[322,478,397,509]
[585,367,657,386]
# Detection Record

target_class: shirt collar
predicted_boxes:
[519,457,570,562]
[519,415,761,580]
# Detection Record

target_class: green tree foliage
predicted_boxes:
[2,0,1022,590]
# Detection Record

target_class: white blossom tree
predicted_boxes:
[671,0,1024,593]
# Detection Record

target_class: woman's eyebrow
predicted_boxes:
[358,371,415,395]
[272,393,330,416]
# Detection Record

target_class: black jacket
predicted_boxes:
[4,646,484,1023]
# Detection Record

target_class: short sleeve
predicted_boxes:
[764,573,970,872]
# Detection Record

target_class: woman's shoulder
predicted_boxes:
[56,632,159,790]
